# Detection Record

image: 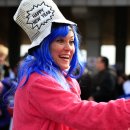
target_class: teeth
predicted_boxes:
[61,57,69,59]
[60,55,69,59]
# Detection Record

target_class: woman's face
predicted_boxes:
[50,29,75,70]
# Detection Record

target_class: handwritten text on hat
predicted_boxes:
[26,2,55,30]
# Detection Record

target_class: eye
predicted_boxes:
[55,38,64,44]
[69,40,74,45]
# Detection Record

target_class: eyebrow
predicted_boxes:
[70,35,74,38]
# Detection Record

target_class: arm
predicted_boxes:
[29,76,130,130]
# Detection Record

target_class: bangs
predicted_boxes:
[48,24,70,43]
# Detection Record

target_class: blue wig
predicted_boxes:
[18,24,84,88]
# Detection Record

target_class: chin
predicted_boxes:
[60,66,70,71]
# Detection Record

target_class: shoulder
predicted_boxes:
[28,72,58,86]
[26,72,68,92]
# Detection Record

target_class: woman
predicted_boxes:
[13,0,130,130]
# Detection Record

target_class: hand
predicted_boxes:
[88,96,94,101]
[0,81,4,94]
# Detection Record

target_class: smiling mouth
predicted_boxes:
[59,55,70,61]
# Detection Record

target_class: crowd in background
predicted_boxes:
[0,44,130,129]
[0,44,17,130]
[78,56,130,102]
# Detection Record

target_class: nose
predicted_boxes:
[64,42,72,51]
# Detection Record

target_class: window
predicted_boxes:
[80,49,87,63]
[101,45,116,65]
[125,45,130,75]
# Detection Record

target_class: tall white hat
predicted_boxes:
[14,0,76,50]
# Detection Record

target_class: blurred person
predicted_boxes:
[0,44,9,80]
[0,44,18,130]
[115,73,127,98]
[0,78,17,130]
[0,44,15,80]
[88,56,116,102]
[12,0,130,130]
[78,68,92,100]
[2,78,18,130]
[0,44,11,130]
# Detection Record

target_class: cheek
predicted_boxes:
[71,46,75,57]
[50,44,60,59]
[51,50,58,60]
[73,47,75,53]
